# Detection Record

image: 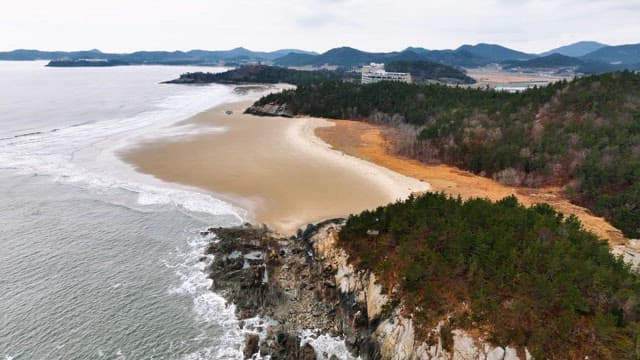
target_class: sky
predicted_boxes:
[1,0,639,53]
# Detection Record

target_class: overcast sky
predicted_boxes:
[2,0,638,53]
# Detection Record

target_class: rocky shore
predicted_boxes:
[202,221,532,360]
[244,103,293,118]
[202,220,367,359]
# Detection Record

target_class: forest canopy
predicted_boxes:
[339,193,640,359]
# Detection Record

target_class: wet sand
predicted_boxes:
[316,120,627,245]
[121,101,428,235]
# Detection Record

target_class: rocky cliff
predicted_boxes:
[202,221,534,360]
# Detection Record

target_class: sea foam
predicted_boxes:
[0,82,244,221]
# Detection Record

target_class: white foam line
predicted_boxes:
[169,232,245,359]
[171,231,284,360]
[0,83,250,221]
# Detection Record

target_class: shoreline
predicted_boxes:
[119,86,626,245]
[120,95,428,235]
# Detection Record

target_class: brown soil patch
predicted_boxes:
[316,120,627,245]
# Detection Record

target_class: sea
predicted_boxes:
[0,61,353,360]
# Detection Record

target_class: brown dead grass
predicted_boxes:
[465,68,567,87]
[316,120,627,245]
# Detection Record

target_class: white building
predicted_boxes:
[361,63,411,84]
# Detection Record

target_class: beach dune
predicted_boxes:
[121,99,428,235]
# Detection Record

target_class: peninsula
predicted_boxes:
[119,66,640,358]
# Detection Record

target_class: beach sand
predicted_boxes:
[316,120,627,245]
[121,100,428,235]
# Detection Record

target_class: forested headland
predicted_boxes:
[164,65,359,85]
[166,62,474,86]
[339,193,640,359]
[253,71,640,238]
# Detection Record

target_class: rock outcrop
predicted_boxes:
[613,239,640,271]
[245,103,293,118]
[202,221,532,359]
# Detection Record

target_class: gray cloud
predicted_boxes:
[0,0,638,53]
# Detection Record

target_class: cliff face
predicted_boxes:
[203,221,532,360]
[310,222,532,360]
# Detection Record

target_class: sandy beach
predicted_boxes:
[120,96,428,235]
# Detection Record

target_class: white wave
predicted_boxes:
[0,69,279,359]
[171,230,360,360]
[170,231,245,359]
[171,230,290,360]
[0,82,245,221]
[300,329,360,360]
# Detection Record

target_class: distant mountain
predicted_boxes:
[576,61,640,75]
[420,49,490,67]
[504,54,584,69]
[541,41,608,57]
[403,47,430,55]
[581,43,640,65]
[272,52,318,67]
[274,46,494,68]
[0,48,316,65]
[456,43,536,62]
[311,47,391,67]
[5,43,640,71]
[0,49,113,61]
[385,60,476,84]
[268,49,318,59]
[501,53,640,74]
[275,47,394,67]
[191,47,317,61]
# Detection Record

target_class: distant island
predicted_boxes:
[163,65,359,85]
[46,59,131,67]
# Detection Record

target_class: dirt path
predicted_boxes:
[316,120,627,245]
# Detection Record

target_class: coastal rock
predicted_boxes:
[375,315,417,359]
[243,334,260,359]
[203,221,533,360]
[245,103,293,118]
[486,347,505,360]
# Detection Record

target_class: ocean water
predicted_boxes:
[0,61,249,359]
[0,61,355,360]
